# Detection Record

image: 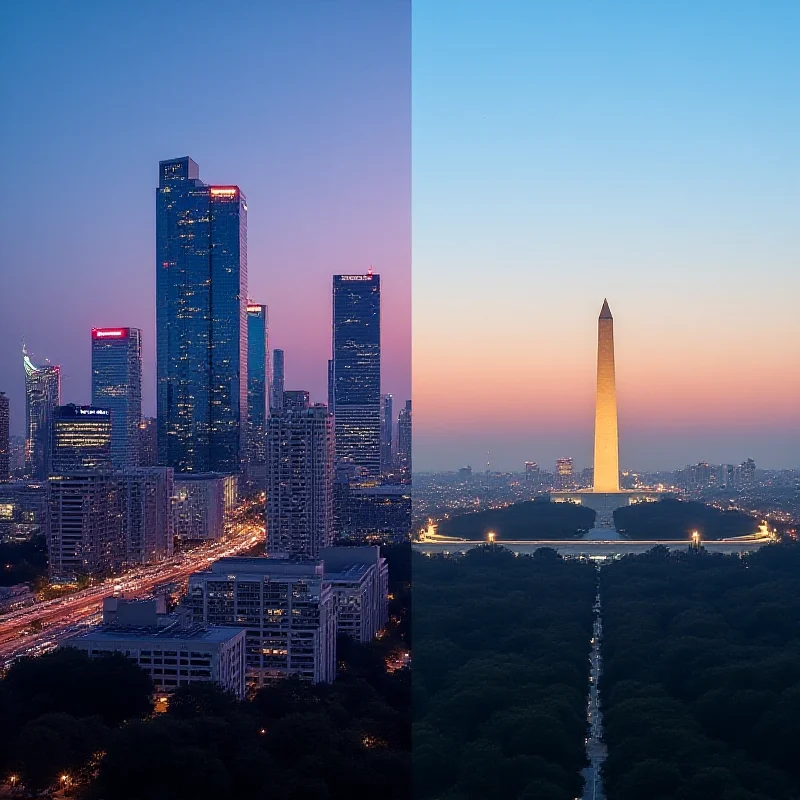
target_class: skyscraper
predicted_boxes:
[0,392,9,482]
[266,405,334,559]
[283,390,310,411]
[380,394,393,475]
[593,299,620,493]
[156,157,247,474]
[51,405,113,474]
[138,418,157,467]
[246,304,269,490]
[397,400,411,483]
[271,349,285,412]
[332,272,381,476]
[555,457,574,490]
[23,346,60,479]
[91,327,142,469]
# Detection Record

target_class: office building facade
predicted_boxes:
[0,392,9,482]
[246,304,269,490]
[320,546,389,643]
[0,481,48,543]
[156,157,247,474]
[118,467,174,566]
[282,390,310,411]
[380,394,393,475]
[333,483,411,544]
[48,472,122,578]
[266,405,334,558]
[332,273,381,476]
[173,473,226,543]
[271,349,284,412]
[186,558,337,685]
[67,598,246,699]
[51,405,113,474]
[91,327,142,468]
[139,418,157,467]
[397,400,411,483]
[23,347,60,480]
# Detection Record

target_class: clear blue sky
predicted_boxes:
[413,0,800,470]
[0,0,410,435]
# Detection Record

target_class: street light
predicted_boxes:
[487,531,496,544]
[691,530,700,549]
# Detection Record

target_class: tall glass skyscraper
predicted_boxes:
[156,157,247,474]
[0,392,9,482]
[246,304,269,490]
[91,327,142,469]
[380,393,393,475]
[332,272,381,477]
[271,349,285,412]
[23,346,60,479]
[51,405,113,474]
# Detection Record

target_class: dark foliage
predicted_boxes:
[0,648,153,795]
[413,545,596,799]
[0,535,48,586]
[436,501,596,540]
[613,498,758,540]
[602,543,800,800]
[87,643,411,800]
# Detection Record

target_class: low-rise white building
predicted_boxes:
[65,598,246,699]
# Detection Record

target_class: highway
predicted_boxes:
[0,519,264,668]
[581,588,606,800]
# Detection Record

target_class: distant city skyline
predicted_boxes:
[0,2,410,436]
[413,1,800,470]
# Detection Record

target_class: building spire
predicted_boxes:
[599,299,612,320]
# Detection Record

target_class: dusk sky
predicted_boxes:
[413,0,800,472]
[0,1,410,435]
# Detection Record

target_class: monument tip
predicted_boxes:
[599,298,612,320]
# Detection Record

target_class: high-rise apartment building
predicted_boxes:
[332,272,381,476]
[271,349,284,412]
[246,304,269,491]
[173,474,226,543]
[51,405,113,474]
[266,405,334,558]
[0,392,9,482]
[327,359,334,411]
[283,390,310,411]
[380,394,393,475]
[91,328,142,469]
[117,467,174,566]
[397,400,411,483]
[156,157,247,474]
[23,347,60,479]
[138,418,157,467]
[525,461,539,482]
[555,457,574,490]
[48,472,122,578]
[186,558,337,685]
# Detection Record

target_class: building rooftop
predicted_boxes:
[326,563,372,583]
[199,557,325,578]
[69,622,244,644]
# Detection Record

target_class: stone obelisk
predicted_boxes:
[593,299,620,493]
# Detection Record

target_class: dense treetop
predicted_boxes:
[602,543,800,800]
[414,546,596,799]
[435,500,595,540]
[613,498,759,540]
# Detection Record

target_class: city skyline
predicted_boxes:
[0,1,410,435]
[413,1,800,471]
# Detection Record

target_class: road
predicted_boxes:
[0,520,264,667]
[581,588,606,800]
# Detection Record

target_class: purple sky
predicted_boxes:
[0,1,410,435]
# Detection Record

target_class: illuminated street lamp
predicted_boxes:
[487,531,496,544]
[691,530,700,550]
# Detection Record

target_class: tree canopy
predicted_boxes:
[435,501,595,540]
[413,545,596,799]
[601,543,800,800]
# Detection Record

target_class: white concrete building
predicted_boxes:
[186,558,336,686]
[65,598,246,699]
[321,546,389,643]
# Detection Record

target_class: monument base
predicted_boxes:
[552,490,662,531]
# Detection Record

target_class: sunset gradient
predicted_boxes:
[413,0,800,471]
